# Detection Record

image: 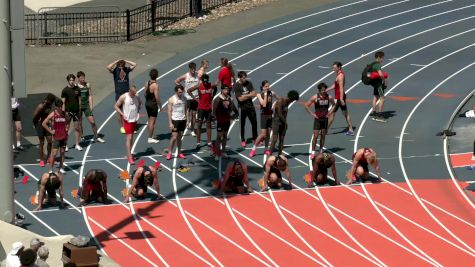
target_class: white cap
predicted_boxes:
[10,242,23,255]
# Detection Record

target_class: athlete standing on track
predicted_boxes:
[269,90,299,155]
[114,86,141,165]
[43,99,68,174]
[188,73,214,150]
[213,84,237,160]
[250,80,278,157]
[33,94,56,167]
[107,59,137,133]
[167,85,187,160]
[61,74,82,151]
[326,61,354,135]
[370,51,388,122]
[347,147,382,184]
[175,62,199,137]
[144,68,162,144]
[305,82,335,159]
[77,71,105,144]
[11,92,24,152]
[234,71,258,148]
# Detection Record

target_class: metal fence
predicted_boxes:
[24,0,240,44]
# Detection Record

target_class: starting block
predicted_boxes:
[71,189,79,199]
[119,170,130,180]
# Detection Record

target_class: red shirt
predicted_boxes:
[218,66,232,87]
[53,110,67,140]
[334,70,345,100]
[198,83,213,111]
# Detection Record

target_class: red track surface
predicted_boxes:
[86,180,475,266]
[450,152,475,168]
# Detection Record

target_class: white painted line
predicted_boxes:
[15,200,60,236]
[219,51,239,55]
[399,58,475,254]
[388,58,399,61]
[88,217,158,267]
[276,72,288,75]
[410,63,427,67]
[318,66,331,69]
[17,165,82,214]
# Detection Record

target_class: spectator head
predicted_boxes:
[220,57,228,67]
[66,74,76,86]
[76,71,85,78]
[30,238,44,252]
[149,68,158,80]
[375,51,385,61]
[287,90,300,103]
[188,62,196,72]
[317,82,328,92]
[129,85,137,96]
[237,71,247,79]
[45,93,56,105]
[55,98,63,109]
[19,248,37,266]
[37,245,49,260]
[10,242,24,256]
[261,80,270,91]
[117,60,126,68]
[201,73,210,84]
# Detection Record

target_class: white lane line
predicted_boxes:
[305,137,387,266]
[17,165,82,214]
[318,66,331,69]
[398,59,475,254]
[152,156,334,264]
[410,63,427,67]
[443,86,475,209]
[14,200,60,236]
[14,154,163,167]
[88,217,158,267]
[222,195,278,267]
[219,52,239,55]
[103,159,214,265]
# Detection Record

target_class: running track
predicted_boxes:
[14,0,475,265]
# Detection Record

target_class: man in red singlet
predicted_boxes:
[218,160,253,194]
[188,73,215,150]
[42,99,69,174]
[326,61,354,135]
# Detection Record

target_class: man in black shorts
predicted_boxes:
[371,51,388,122]
[308,153,340,187]
[305,82,335,159]
[326,62,354,135]
[167,85,187,160]
[269,90,299,155]
[213,85,237,160]
[234,71,258,148]
[262,154,292,191]
[61,74,81,151]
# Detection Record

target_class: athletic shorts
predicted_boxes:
[333,99,347,112]
[313,118,328,130]
[123,120,137,135]
[373,84,385,97]
[197,109,212,122]
[225,177,244,192]
[145,102,158,117]
[186,99,198,111]
[357,161,369,173]
[172,120,186,132]
[260,114,273,129]
[12,108,21,122]
[67,111,80,122]
[272,120,286,136]
[35,122,51,139]
[217,121,230,132]
[52,138,67,149]
[268,167,282,188]
[81,107,93,117]
[135,183,148,194]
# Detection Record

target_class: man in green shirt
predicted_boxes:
[371,51,388,122]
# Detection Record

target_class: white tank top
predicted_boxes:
[171,95,186,121]
[11,97,19,110]
[123,93,139,122]
[184,72,199,100]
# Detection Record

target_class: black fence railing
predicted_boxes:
[24,0,240,44]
